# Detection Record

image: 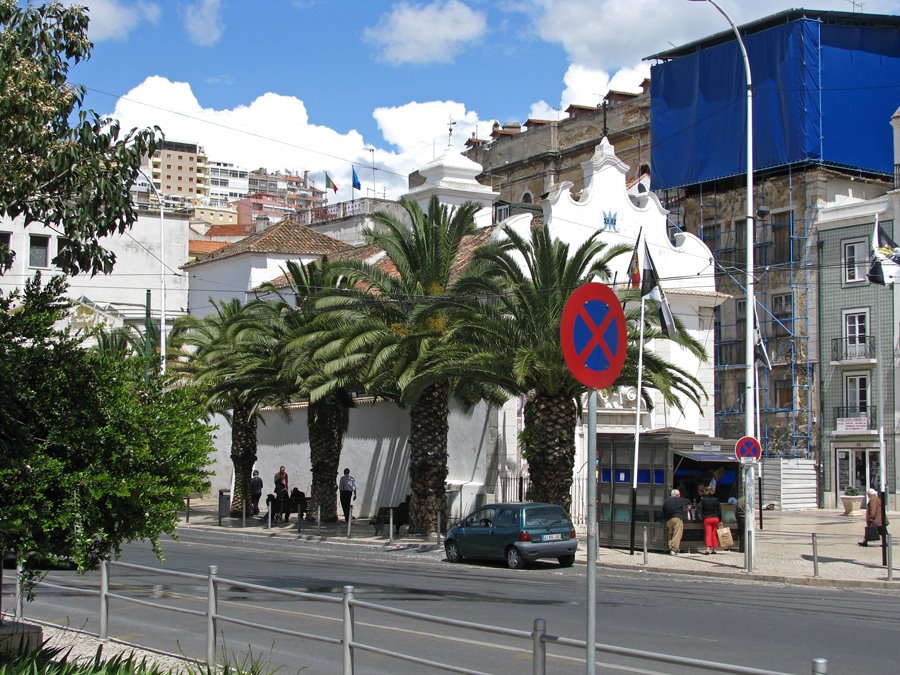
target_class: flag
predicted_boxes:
[866,220,900,285]
[641,242,676,338]
[754,306,772,371]
[352,167,361,191]
[326,174,338,193]
[627,237,641,289]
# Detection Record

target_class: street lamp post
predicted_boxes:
[689,0,755,571]
[139,169,167,374]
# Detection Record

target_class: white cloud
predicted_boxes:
[183,0,225,46]
[68,0,160,42]
[107,77,492,202]
[364,0,487,64]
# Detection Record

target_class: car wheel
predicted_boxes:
[558,554,575,568]
[506,546,526,569]
[445,540,463,563]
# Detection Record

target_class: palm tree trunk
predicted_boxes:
[230,402,258,517]
[523,392,577,512]
[408,382,449,534]
[308,396,347,522]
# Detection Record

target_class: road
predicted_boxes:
[18,528,900,674]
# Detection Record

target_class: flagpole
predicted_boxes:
[629,297,646,556]
[874,214,889,566]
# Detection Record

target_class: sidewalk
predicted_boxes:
[177,499,900,590]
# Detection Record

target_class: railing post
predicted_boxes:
[887,533,893,581]
[642,526,648,565]
[346,505,352,539]
[317,505,321,535]
[342,585,355,675]
[99,560,109,641]
[268,506,272,530]
[531,617,546,675]
[436,512,442,545]
[812,533,819,577]
[207,565,218,668]
[242,496,246,528]
[15,562,24,621]
[297,508,303,533]
[812,657,828,673]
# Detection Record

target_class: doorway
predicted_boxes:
[836,448,881,493]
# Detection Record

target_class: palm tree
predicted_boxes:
[318,195,501,533]
[170,300,292,516]
[440,223,707,510]
[262,259,357,522]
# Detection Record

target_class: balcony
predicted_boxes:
[830,336,875,363]
[832,406,876,433]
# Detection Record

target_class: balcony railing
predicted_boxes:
[832,406,876,432]
[831,336,875,361]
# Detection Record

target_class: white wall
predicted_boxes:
[208,399,498,519]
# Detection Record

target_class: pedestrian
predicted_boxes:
[338,468,357,523]
[859,488,888,546]
[699,485,722,554]
[274,465,289,493]
[273,466,290,522]
[662,488,691,555]
[250,469,264,515]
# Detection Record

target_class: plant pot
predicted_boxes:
[840,495,864,515]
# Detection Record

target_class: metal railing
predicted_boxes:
[16,560,829,674]
[831,336,875,361]
[832,406,876,430]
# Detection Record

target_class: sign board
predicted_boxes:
[560,282,627,389]
[692,443,721,453]
[836,417,869,432]
[735,436,762,462]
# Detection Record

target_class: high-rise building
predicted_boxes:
[148,140,209,203]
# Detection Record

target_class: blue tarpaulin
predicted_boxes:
[650,17,900,190]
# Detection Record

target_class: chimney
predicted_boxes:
[892,105,900,189]
[255,215,271,233]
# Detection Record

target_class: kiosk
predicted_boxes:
[598,428,743,552]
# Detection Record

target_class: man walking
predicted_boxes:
[662,488,690,555]
[338,468,357,523]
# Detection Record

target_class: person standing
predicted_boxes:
[250,469,264,515]
[274,465,289,493]
[662,489,690,555]
[338,468,357,523]
[859,488,887,546]
[699,485,722,554]
[273,465,290,523]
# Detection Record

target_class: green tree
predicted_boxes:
[0,276,212,585]
[171,300,293,516]
[442,224,707,510]
[322,196,503,532]
[0,0,159,275]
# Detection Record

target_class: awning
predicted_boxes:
[674,449,738,464]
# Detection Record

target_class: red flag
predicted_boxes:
[326,174,338,193]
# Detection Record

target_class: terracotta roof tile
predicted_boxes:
[184,218,352,267]
[205,224,255,237]
[189,240,230,255]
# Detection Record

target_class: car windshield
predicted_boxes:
[524,506,567,527]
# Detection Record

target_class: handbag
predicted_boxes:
[717,524,734,548]
[865,523,881,542]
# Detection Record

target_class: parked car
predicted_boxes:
[444,502,578,569]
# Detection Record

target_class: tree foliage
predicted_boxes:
[0,276,212,573]
[0,0,159,275]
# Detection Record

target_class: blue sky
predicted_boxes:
[66,0,900,201]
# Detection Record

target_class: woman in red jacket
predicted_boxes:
[699,485,722,554]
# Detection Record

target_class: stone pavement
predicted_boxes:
[178,498,900,590]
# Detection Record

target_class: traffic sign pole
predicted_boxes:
[586,389,597,675]
[735,436,761,573]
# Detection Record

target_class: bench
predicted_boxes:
[371,504,409,536]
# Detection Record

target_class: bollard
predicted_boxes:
[811,657,828,673]
[207,565,218,668]
[268,506,272,530]
[99,560,109,641]
[389,508,394,545]
[317,505,321,535]
[888,533,893,581]
[346,505,353,539]
[437,512,442,546]
[242,497,246,528]
[531,617,546,675]
[812,533,819,578]
[342,585,355,675]
[297,509,302,533]
[15,562,24,621]
[642,526,648,565]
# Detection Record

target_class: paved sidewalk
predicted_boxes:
[178,498,900,590]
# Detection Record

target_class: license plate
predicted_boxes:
[543,533,562,541]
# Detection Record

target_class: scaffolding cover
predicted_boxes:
[650,18,900,190]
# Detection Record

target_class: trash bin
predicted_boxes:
[218,488,231,520]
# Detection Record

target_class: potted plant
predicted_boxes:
[840,485,864,515]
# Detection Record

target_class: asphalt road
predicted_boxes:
[20,529,900,674]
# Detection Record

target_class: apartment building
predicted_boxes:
[148,139,209,203]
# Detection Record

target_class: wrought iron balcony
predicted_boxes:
[832,406,876,432]
[831,336,875,362]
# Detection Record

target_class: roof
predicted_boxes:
[645,8,900,61]
[189,240,230,256]
[204,224,254,237]
[184,218,352,267]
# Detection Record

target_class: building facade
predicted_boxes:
[148,139,210,204]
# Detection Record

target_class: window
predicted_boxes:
[772,293,793,337]
[771,221,792,264]
[844,239,868,283]
[844,310,869,358]
[845,373,870,414]
[0,231,10,252]
[495,203,511,222]
[29,235,50,267]
[773,380,792,409]
[56,237,70,261]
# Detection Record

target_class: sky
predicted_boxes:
[66,0,900,202]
